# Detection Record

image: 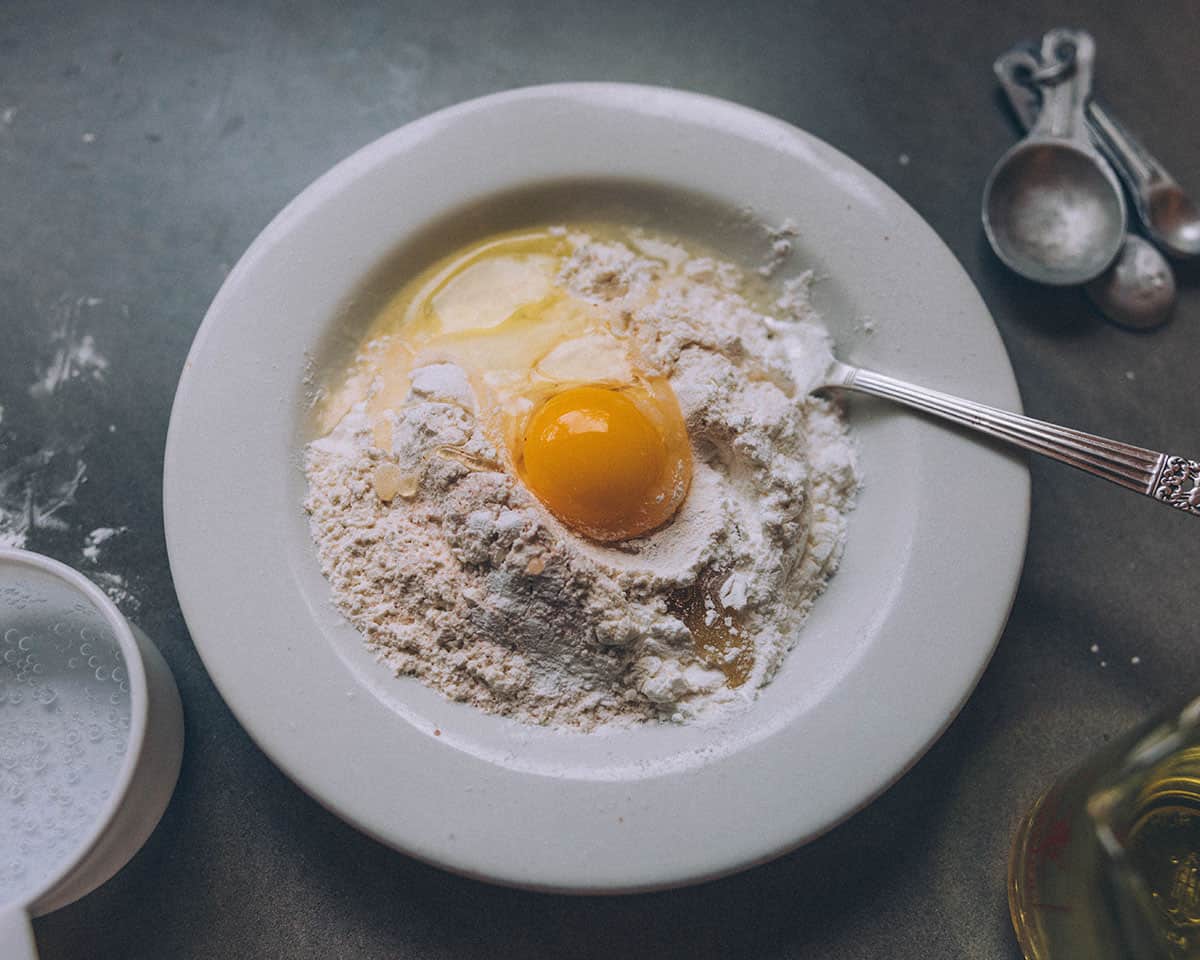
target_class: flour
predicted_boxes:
[757,219,799,278]
[0,450,88,550]
[0,294,140,612]
[305,230,858,729]
[28,297,110,400]
[90,570,140,612]
[2,295,109,548]
[82,526,125,563]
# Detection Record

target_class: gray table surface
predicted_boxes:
[2,0,1198,956]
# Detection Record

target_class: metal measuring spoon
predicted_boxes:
[983,29,1127,285]
[994,47,1175,329]
[1087,100,1200,259]
[1084,234,1176,329]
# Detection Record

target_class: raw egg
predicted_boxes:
[517,383,691,542]
[321,226,694,542]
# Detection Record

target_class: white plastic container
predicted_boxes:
[0,548,184,959]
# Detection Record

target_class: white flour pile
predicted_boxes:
[305,231,859,729]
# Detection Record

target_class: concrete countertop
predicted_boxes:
[2,1,1197,956]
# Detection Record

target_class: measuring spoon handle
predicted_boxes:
[1086,99,1170,192]
[993,48,1040,132]
[1032,28,1096,142]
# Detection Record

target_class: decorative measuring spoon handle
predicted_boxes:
[993,47,1041,132]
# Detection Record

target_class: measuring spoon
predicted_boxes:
[994,46,1175,329]
[1087,99,1200,259]
[983,29,1127,285]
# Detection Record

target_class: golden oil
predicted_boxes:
[1009,709,1200,959]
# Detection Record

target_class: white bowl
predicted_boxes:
[164,83,1029,892]
[0,548,184,957]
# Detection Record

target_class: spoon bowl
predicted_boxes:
[1148,183,1200,257]
[1083,234,1175,330]
[984,139,1126,285]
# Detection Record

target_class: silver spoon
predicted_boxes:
[1087,99,1200,259]
[1083,233,1176,330]
[820,357,1200,517]
[994,46,1176,329]
[999,38,1198,263]
[983,29,1127,286]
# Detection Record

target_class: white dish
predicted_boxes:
[163,84,1029,893]
[0,548,183,959]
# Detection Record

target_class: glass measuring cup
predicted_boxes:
[0,548,183,959]
[1010,695,1200,958]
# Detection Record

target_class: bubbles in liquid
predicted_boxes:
[0,574,131,906]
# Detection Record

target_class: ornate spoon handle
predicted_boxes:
[822,360,1200,516]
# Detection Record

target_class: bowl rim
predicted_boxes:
[164,82,1030,893]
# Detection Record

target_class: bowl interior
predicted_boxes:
[289,178,920,777]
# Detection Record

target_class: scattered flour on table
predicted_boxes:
[1,296,106,550]
[1,294,140,611]
[304,232,858,730]
[28,297,109,400]
[82,526,125,563]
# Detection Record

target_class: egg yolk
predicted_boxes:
[519,385,691,542]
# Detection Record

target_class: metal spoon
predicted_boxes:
[994,46,1176,329]
[983,29,1127,285]
[1082,234,1176,330]
[1087,100,1200,259]
[819,357,1200,518]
